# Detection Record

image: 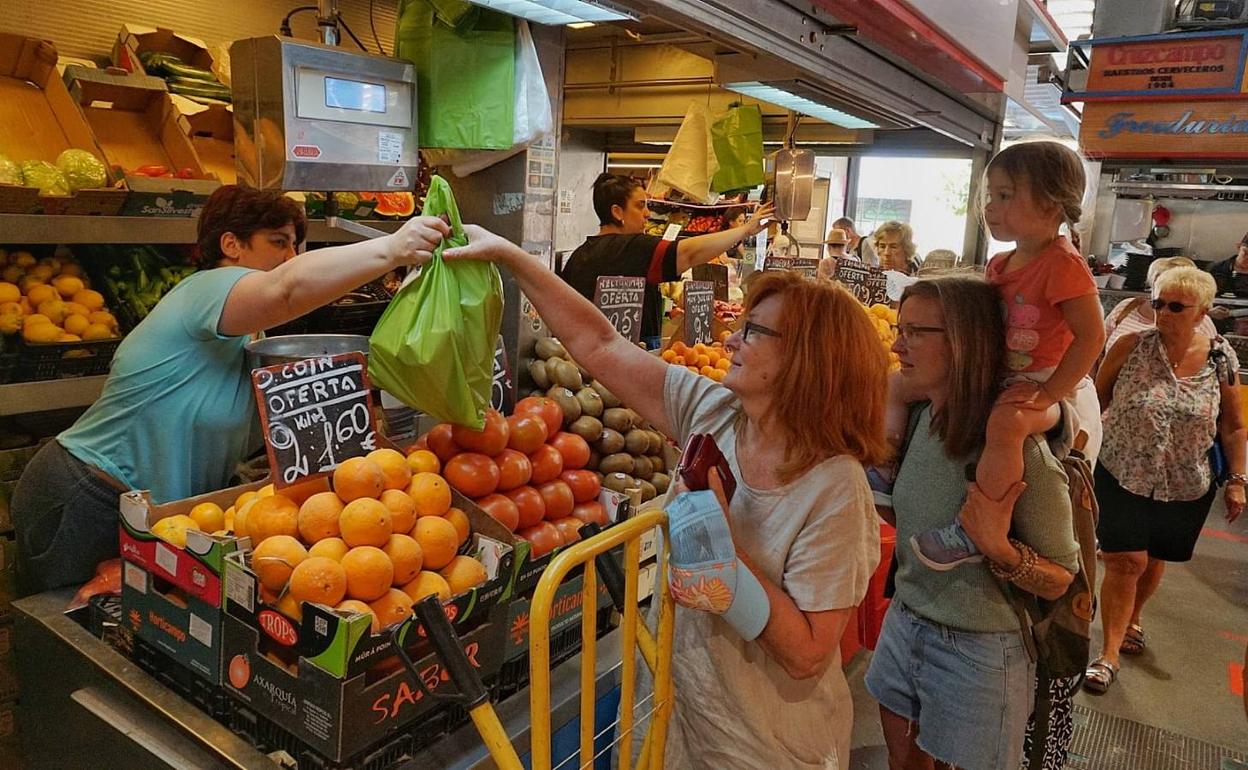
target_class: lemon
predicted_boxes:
[36,299,65,324]
[22,323,61,343]
[82,323,114,341]
[52,275,83,298]
[62,314,89,336]
[0,282,18,304]
[189,502,226,532]
[0,313,21,336]
[73,289,105,311]
[151,515,201,548]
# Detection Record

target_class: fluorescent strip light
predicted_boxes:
[607,162,663,169]
[465,0,633,25]
[723,82,879,130]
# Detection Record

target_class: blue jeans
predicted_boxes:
[11,440,123,594]
[865,601,1036,770]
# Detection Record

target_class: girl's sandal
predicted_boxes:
[1120,624,1146,655]
[1083,658,1119,694]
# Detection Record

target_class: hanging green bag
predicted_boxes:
[395,0,516,150]
[368,176,504,429]
[710,103,765,193]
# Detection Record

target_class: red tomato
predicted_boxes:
[425,423,460,464]
[559,470,601,504]
[452,409,510,457]
[571,501,609,527]
[517,521,562,558]
[506,414,548,454]
[494,449,532,492]
[528,444,564,485]
[537,480,575,521]
[475,493,519,531]
[515,397,564,439]
[553,517,584,544]
[505,485,546,529]
[549,432,591,470]
[443,452,500,498]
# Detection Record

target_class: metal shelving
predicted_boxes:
[0,376,107,417]
[1109,181,1248,201]
[0,215,403,245]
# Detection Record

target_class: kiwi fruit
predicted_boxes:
[569,415,603,442]
[638,480,657,502]
[587,449,601,470]
[599,452,635,475]
[624,429,650,456]
[535,336,568,361]
[590,379,621,408]
[651,472,671,494]
[632,455,654,480]
[528,359,551,389]
[546,386,582,423]
[650,452,667,473]
[603,408,634,434]
[548,359,584,390]
[596,428,625,455]
[574,387,603,418]
[603,472,637,493]
[646,430,664,455]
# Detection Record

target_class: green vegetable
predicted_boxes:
[167,77,231,102]
[139,51,219,83]
[20,160,69,196]
[55,149,107,191]
[0,155,20,186]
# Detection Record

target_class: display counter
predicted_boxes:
[12,590,624,770]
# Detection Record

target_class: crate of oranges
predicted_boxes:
[660,338,733,382]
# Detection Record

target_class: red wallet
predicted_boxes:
[677,433,738,503]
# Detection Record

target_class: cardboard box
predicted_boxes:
[0,35,124,215]
[498,571,611,663]
[173,98,235,184]
[64,66,218,217]
[122,561,226,683]
[112,24,214,79]
[221,611,502,762]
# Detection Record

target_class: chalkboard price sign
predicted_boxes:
[683,280,714,346]
[251,352,379,488]
[835,262,890,306]
[763,256,794,272]
[792,258,820,278]
[490,335,514,414]
[594,275,645,343]
[691,263,729,302]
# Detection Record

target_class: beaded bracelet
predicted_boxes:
[988,538,1038,584]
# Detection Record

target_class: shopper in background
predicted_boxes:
[10,185,450,593]
[1206,231,1248,297]
[816,226,854,281]
[447,229,886,770]
[873,221,921,275]
[1087,266,1245,693]
[1103,256,1216,355]
[832,216,875,263]
[865,276,1079,770]
[559,173,772,349]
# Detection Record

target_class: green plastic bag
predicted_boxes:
[711,104,765,193]
[368,176,504,429]
[395,0,516,150]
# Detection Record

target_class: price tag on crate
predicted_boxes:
[683,281,714,346]
[792,258,820,278]
[593,275,645,343]
[692,262,729,302]
[251,352,378,488]
[490,334,513,414]
[834,262,890,306]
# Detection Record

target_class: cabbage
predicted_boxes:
[0,155,19,186]
[20,160,69,196]
[55,149,107,191]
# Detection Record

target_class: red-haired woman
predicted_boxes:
[11,185,449,593]
[446,227,888,770]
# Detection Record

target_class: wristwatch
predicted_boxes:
[1227,472,1248,486]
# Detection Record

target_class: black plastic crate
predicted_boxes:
[131,636,233,722]
[13,338,119,381]
[0,350,16,385]
[496,607,615,700]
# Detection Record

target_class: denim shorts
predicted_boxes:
[864,602,1035,770]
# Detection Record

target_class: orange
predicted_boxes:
[444,507,471,546]
[401,571,452,604]
[715,358,731,371]
[289,556,347,607]
[671,341,688,356]
[408,472,452,518]
[411,516,458,570]
[366,448,412,491]
[382,534,424,584]
[694,354,711,369]
[308,537,349,562]
[297,492,344,543]
[699,365,716,377]
[406,449,440,475]
[247,495,300,544]
[339,498,392,547]
[660,350,677,363]
[275,591,303,622]
[251,535,308,591]
[369,588,414,629]
[223,506,236,532]
[335,599,379,633]
[235,490,259,511]
[340,546,394,601]
[441,555,487,595]
[72,289,105,311]
[332,456,385,502]
[379,489,417,534]
[234,497,260,539]
[282,475,332,506]
[686,366,699,375]
[187,502,225,532]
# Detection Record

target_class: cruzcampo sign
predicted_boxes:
[1080,100,1248,158]
[1073,30,1248,100]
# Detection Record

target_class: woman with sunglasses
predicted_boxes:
[1087,266,1246,693]
[444,227,888,770]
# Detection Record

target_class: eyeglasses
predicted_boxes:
[890,323,946,341]
[1150,299,1194,313]
[742,321,782,343]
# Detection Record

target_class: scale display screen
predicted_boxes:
[324,76,387,113]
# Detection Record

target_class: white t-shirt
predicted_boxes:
[636,367,880,770]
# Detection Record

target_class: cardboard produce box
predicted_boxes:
[173,98,235,184]
[498,570,611,663]
[0,35,125,216]
[112,24,214,79]
[64,66,218,217]
[122,560,226,683]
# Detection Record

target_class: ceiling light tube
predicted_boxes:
[722,81,879,130]
[464,0,634,25]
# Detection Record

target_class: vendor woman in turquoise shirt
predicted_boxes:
[10,185,449,594]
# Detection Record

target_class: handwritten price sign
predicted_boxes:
[251,352,378,488]
[594,275,645,343]
[683,280,714,346]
